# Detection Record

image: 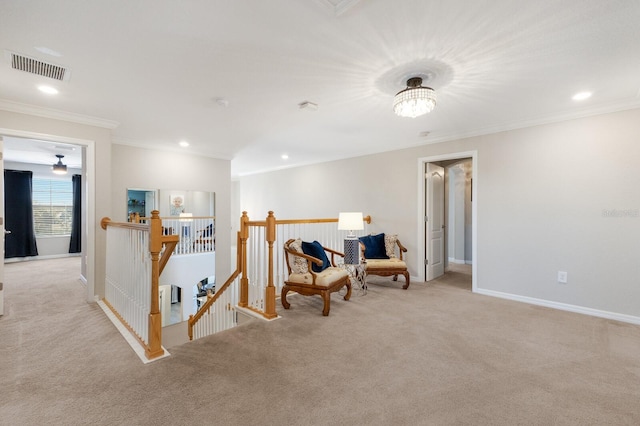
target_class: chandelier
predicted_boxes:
[52,154,68,175]
[393,77,436,118]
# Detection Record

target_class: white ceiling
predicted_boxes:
[1,0,639,176]
[2,137,82,169]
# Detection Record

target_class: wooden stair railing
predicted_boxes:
[237,211,278,319]
[187,212,277,339]
[186,211,371,340]
[188,233,242,340]
[101,210,179,360]
[131,214,216,255]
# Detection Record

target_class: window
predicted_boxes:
[32,178,73,236]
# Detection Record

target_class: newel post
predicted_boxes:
[239,211,249,308]
[264,211,277,319]
[146,210,164,359]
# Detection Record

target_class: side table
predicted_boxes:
[338,261,367,295]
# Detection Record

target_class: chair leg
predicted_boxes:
[321,291,330,316]
[281,286,291,309]
[343,280,352,301]
[402,272,410,290]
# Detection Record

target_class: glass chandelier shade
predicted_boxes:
[393,77,437,118]
[52,154,68,175]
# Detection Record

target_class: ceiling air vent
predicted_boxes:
[5,50,71,81]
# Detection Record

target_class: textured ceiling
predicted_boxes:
[1,0,639,176]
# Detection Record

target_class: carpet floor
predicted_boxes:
[1,257,640,425]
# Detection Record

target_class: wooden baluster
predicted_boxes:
[146,210,164,359]
[239,211,249,308]
[264,211,277,319]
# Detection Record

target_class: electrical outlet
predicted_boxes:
[557,271,568,284]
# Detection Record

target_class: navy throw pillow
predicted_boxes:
[359,233,389,259]
[301,240,332,273]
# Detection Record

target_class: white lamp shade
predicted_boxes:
[338,212,364,231]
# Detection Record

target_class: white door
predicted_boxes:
[0,136,5,315]
[426,163,445,281]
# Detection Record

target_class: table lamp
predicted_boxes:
[338,212,364,264]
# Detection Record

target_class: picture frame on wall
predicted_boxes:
[170,193,185,216]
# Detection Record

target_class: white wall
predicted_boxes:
[111,144,232,283]
[238,108,640,320]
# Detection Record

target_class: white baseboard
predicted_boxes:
[4,253,81,263]
[235,305,281,321]
[475,288,640,326]
[97,300,171,364]
[448,257,467,264]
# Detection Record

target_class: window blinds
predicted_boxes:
[32,178,73,236]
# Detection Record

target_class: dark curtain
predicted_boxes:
[69,174,81,253]
[4,170,38,258]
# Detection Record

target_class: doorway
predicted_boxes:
[0,128,96,303]
[418,151,477,292]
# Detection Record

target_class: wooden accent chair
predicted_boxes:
[360,233,410,289]
[282,238,352,316]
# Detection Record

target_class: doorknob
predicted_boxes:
[4,230,10,235]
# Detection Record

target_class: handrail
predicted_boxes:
[272,215,371,225]
[131,214,216,256]
[101,217,148,231]
[188,270,239,328]
[188,271,240,340]
[188,232,242,340]
[100,217,180,263]
[186,211,372,340]
[101,210,178,360]
[131,214,216,222]
[239,211,371,320]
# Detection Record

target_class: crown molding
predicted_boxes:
[423,99,640,147]
[315,0,363,16]
[111,137,234,162]
[233,99,640,178]
[0,99,119,129]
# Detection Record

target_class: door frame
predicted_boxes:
[0,128,96,303]
[417,151,478,291]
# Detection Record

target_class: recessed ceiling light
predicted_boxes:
[34,46,62,57]
[281,154,289,160]
[38,85,58,95]
[179,140,189,147]
[572,91,592,101]
[214,98,229,107]
[298,101,318,111]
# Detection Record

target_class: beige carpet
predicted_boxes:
[2,257,640,425]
